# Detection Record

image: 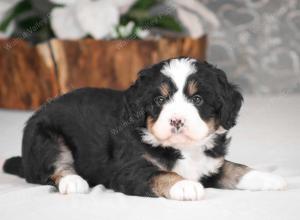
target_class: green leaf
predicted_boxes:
[123,15,182,32]
[144,15,182,32]
[131,0,163,11]
[18,16,42,31]
[120,0,182,33]
[12,14,54,42]
[0,0,32,32]
[125,9,150,20]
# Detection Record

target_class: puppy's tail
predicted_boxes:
[3,156,24,178]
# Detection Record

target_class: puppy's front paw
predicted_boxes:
[59,175,89,194]
[237,170,287,191]
[168,180,205,201]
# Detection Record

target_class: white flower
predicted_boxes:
[118,21,135,38]
[0,0,22,38]
[50,0,78,5]
[76,1,120,39]
[50,0,137,39]
[136,28,150,39]
[113,21,149,39]
[51,4,86,39]
[110,0,137,14]
[0,0,21,15]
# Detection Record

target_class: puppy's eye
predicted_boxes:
[191,95,203,106]
[154,96,166,106]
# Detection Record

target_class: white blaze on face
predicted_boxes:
[149,58,210,148]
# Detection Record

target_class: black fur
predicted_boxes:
[3,156,24,177]
[190,61,243,130]
[3,57,243,197]
[204,134,230,158]
[145,146,183,170]
[200,170,223,188]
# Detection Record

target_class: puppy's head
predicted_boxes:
[126,57,243,149]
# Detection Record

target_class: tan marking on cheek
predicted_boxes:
[146,116,163,142]
[206,118,218,133]
[187,80,198,96]
[143,153,167,171]
[147,116,155,131]
[151,172,184,198]
[160,83,170,97]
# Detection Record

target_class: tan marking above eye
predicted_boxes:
[160,83,170,97]
[187,80,198,96]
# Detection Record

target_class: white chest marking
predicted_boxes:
[172,149,223,181]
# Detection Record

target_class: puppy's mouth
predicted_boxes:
[155,129,201,145]
[146,124,202,147]
[164,126,196,138]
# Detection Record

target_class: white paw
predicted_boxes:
[58,175,89,194]
[169,180,205,201]
[237,170,287,191]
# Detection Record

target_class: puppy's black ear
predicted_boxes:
[125,67,154,121]
[217,72,243,130]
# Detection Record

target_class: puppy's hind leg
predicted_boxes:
[51,138,89,194]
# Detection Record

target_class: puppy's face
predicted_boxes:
[127,58,243,149]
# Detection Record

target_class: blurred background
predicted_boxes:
[0,0,299,110]
[206,0,300,94]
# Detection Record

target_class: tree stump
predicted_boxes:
[0,39,59,109]
[0,36,206,110]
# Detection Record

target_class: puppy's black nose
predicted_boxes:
[170,118,184,130]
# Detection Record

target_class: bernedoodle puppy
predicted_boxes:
[3,57,287,200]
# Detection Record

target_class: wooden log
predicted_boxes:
[50,36,207,92]
[0,39,59,110]
[0,36,206,109]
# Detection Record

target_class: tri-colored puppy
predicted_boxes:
[3,57,287,200]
